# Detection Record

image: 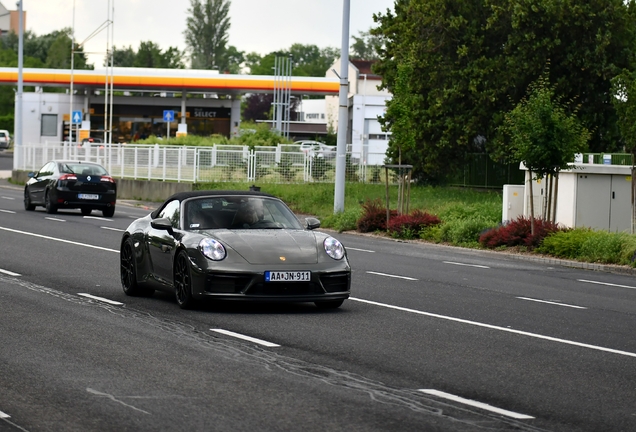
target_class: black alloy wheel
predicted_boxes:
[120,237,154,297]
[174,250,195,309]
[81,208,92,216]
[24,189,34,211]
[314,299,344,309]
[45,190,57,214]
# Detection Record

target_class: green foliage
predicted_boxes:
[321,208,361,233]
[494,72,590,178]
[351,29,382,60]
[536,228,592,259]
[276,155,297,182]
[185,0,243,72]
[611,71,636,155]
[373,0,634,181]
[245,44,338,77]
[538,229,636,266]
[311,156,330,181]
[436,217,499,247]
[111,41,185,68]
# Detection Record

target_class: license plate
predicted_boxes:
[265,271,310,282]
[78,193,100,200]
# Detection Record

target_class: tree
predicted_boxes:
[497,73,590,233]
[244,44,338,76]
[373,0,636,182]
[184,0,239,71]
[111,43,185,68]
[351,29,382,60]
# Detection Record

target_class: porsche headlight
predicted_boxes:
[199,238,226,261]
[324,237,345,260]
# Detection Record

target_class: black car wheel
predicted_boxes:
[24,189,35,211]
[81,208,92,216]
[103,206,115,218]
[314,299,344,309]
[120,237,154,297]
[45,190,57,214]
[174,250,195,309]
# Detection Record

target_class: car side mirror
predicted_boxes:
[305,217,321,230]
[151,217,175,235]
[27,172,35,178]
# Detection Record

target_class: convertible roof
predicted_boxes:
[151,190,276,218]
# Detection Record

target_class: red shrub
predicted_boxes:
[357,198,396,232]
[479,216,561,249]
[387,209,441,238]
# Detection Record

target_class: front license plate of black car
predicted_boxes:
[78,193,100,200]
[265,271,310,282]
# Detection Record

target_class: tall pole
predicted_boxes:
[333,0,350,213]
[15,0,23,168]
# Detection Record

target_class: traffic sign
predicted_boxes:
[163,110,175,122]
[72,110,82,124]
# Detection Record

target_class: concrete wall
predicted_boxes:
[12,170,192,201]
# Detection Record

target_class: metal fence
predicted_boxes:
[14,142,390,184]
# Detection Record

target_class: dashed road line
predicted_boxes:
[0,209,15,214]
[578,279,636,290]
[210,329,280,347]
[45,217,66,222]
[443,261,490,269]
[347,247,375,253]
[419,389,534,420]
[84,216,114,221]
[77,293,124,306]
[366,271,418,281]
[101,226,124,232]
[0,268,21,276]
[0,226,119,253]
[517,297,586,309]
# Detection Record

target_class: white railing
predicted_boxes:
[14,142,389,184]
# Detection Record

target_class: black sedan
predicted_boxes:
[24,160,117,217]
[120,190,351,309]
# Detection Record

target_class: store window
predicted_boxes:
[41,114,58,137]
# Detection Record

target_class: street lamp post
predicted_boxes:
[334,0,350,214]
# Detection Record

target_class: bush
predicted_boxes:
[536,228,593,259]
[387,210,441,239]
[437,217,499,246]
[322,208,361,232]
[479,216,562,249]
[357,198,396,232]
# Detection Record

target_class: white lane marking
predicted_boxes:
[578,279,636,290]
[419,389,534,420]
[0,226,119,253]
[45,217,66,222]
[443,261,490,269]
[0,410,10,418]
[1,196,15,200]
[0,209,15,214]
[366,271,418,281]
[349,297,636,358]
[517,297,587,309]
[210,329,280,347]
[77,293,124,306]
[347,247,375,253]
[0,268,21,277]
[101,226,124,232]
[84,216,114,221]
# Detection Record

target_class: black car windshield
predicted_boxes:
[184,196,304,231]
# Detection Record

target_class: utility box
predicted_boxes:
[502,185,525,223]
[522,164,633,232]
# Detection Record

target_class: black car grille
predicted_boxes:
[319,272,350,293]
[247,282,323,296]
[205,273,254,293]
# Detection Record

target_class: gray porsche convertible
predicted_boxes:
[120,190,351,309]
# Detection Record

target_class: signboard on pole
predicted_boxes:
[163,110,175,139]
[72,110,82,124]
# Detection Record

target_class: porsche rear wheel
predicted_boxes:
[174,250,196,309]
[120,238,154,297]
[45,190,57,214]
[24,189,35,211]
[314,299,344,309]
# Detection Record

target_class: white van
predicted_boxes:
[0,130,11,150]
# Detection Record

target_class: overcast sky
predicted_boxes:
[22,0,395,68]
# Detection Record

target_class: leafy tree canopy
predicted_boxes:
[350,29,382,60]
[373,0,636,182]
[111,41,185,68]
[245,44,338,76]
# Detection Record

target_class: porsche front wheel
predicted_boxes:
[174,250,196,309]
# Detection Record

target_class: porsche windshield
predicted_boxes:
[184,196,304,231]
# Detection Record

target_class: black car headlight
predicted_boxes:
[199,238,226,261]
[324,237,345,260]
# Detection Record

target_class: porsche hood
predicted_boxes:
[210,230,321,264]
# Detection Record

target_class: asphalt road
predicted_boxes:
[0,150,12,171]
[0,183,635,431]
